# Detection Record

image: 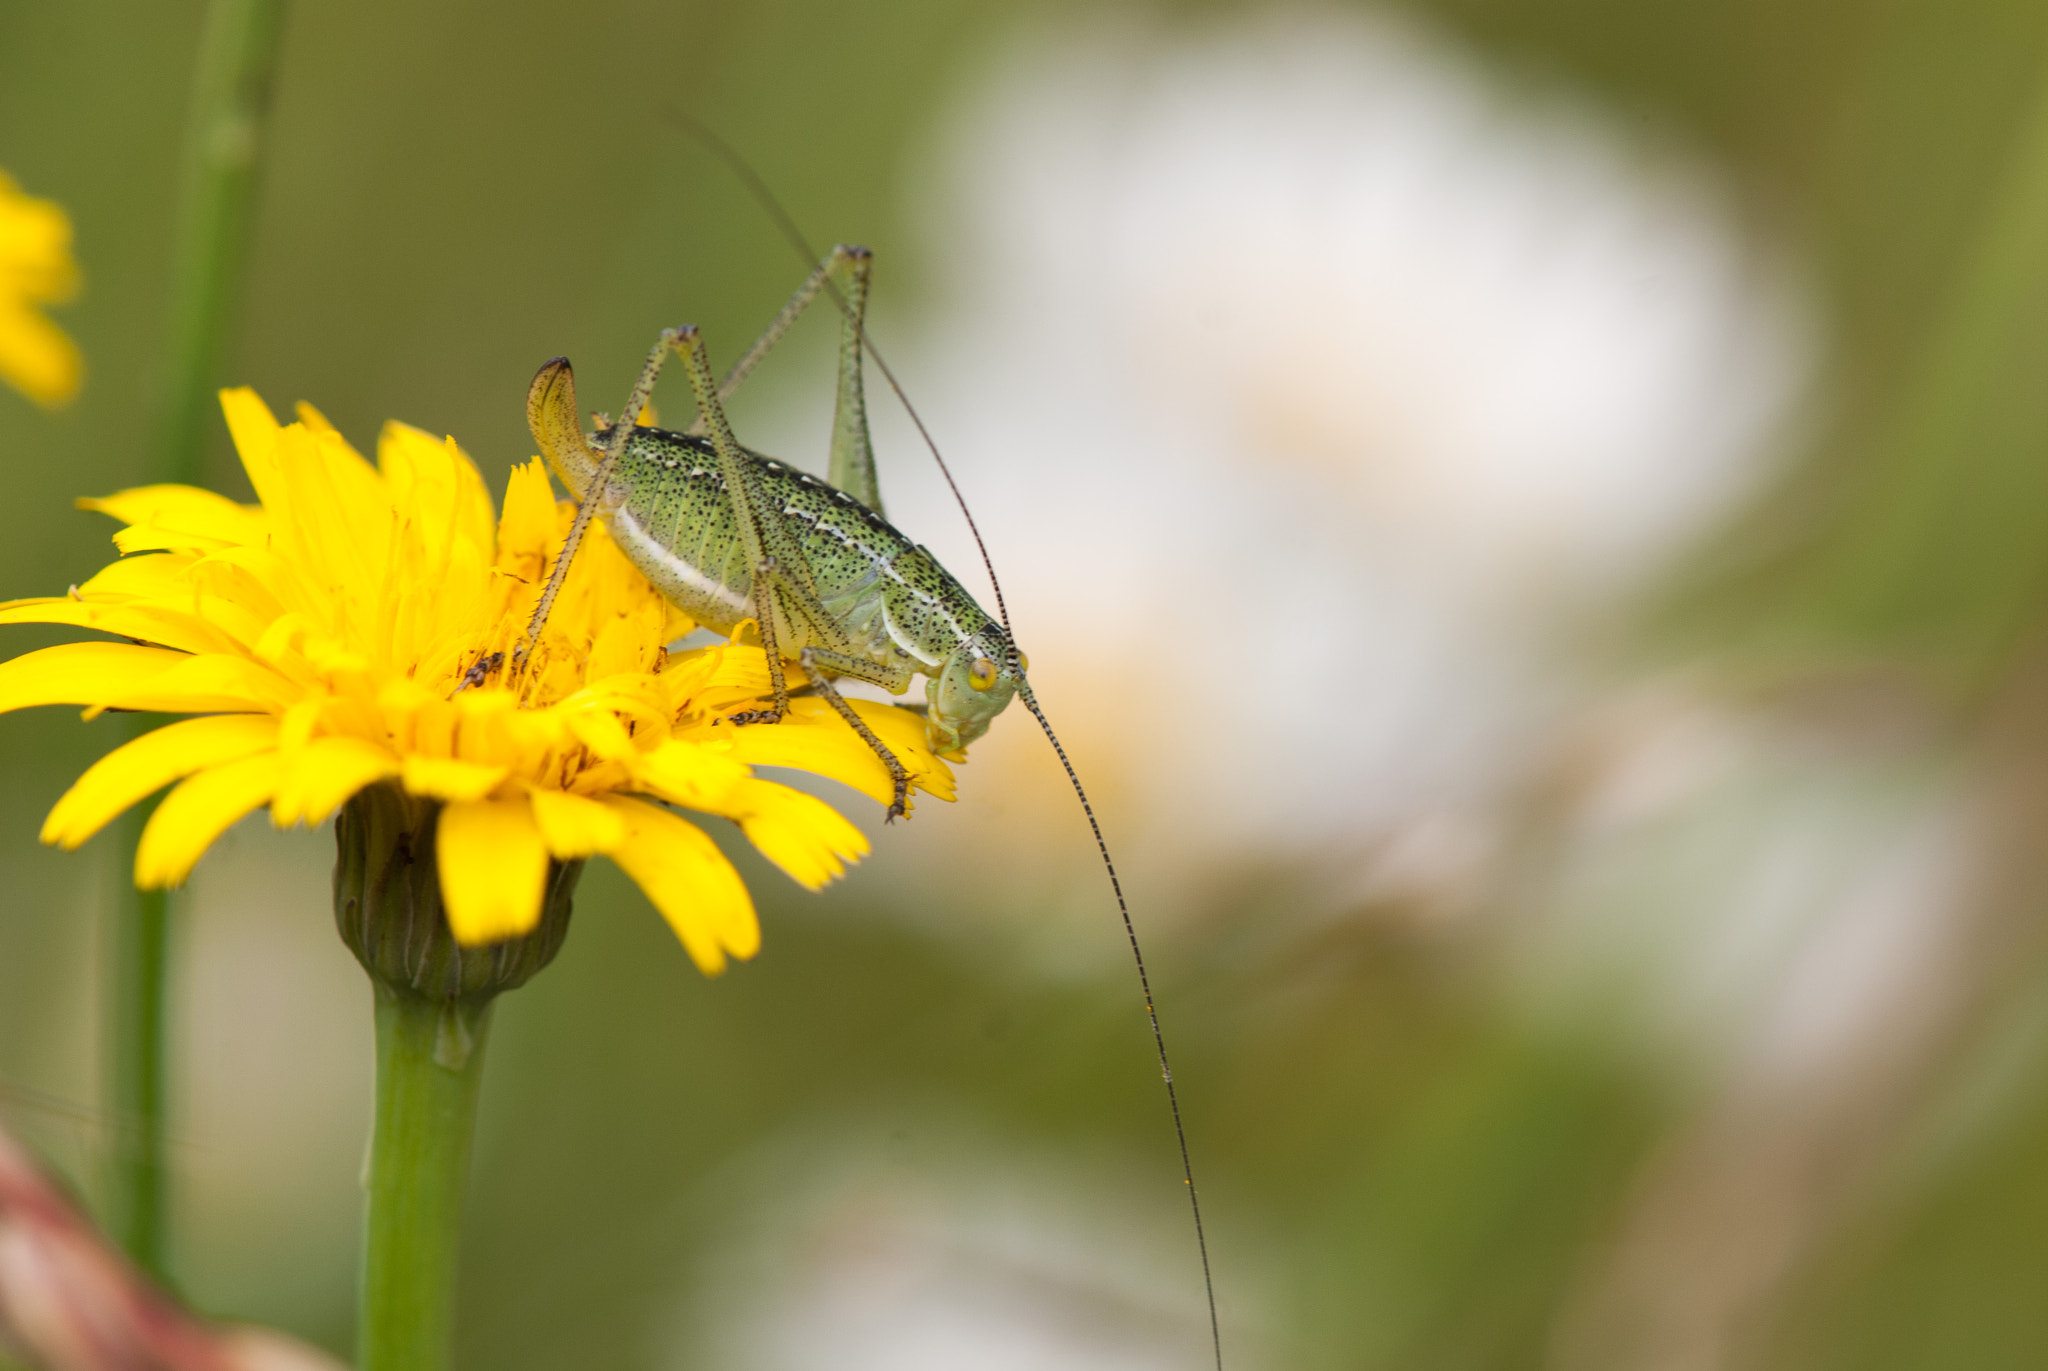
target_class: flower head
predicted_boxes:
[0,168,82,408]
[0,390,952,973]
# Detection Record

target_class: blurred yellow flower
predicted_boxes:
[0,390,952,973]
[0,168,82,407]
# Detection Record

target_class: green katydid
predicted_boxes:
[518,245,1018,822]
[512,205,1222,1367]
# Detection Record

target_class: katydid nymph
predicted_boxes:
[514,235,1223,1368]
[520,247,1019,820]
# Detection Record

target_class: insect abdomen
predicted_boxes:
[601,426,987,675]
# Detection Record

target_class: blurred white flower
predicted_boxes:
[1535,681,1990,1369]
[847,7,1811,928]
[1512,679,1973,1076]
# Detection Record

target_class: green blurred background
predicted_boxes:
[9,1,2048,1368]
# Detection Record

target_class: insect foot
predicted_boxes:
[450,650,504,697]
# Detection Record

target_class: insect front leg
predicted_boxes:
[673,324,825,594]
[724,558,918,819]
[672,324,835,702]
[794,645,916,821]
[724,555,795,727]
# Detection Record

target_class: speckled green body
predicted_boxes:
[599,423,1003,686]
[527,337,1025,757]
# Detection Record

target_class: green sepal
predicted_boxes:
[333,781,580,1006]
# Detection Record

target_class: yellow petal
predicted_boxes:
[662,601,696,644]
[663,642,774,717]
[728,778,870,890]
[628,738,751,809]
[494,458,560,577]
[0,174,81,406]
[600,795,758,976]
[563,706,636,761]
[0,597,240,657]
[272,736,400,827]
[42,715,280,850]
[111,524,238,555]
[527,787,625,858]
[0,300,83,407]
[0,642,197,715]
[100,653,298,714]
[436,796,548,945]
[188,546,295,622]
[587,611,654,681]
[79,484,265,547]
[400,755,509,802]
[379,422,495,570]
[285,400,334,436]
[714,699,956,806]
[0,170,78,293]
[135,752,285,887]
[72,551,196,602]
[845,697,951,777]
[266,423,394,627]
[219,388,289,513]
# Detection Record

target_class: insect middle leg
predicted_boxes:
[732,616,917,820]
[673,328,919,817]
[796,647,915,821]
[721,563,915,818]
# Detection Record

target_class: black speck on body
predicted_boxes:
[598,425,1000,675]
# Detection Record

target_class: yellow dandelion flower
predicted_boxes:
[0,389,954,975]
[0,168,83,408]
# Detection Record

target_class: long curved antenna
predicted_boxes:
[660,107,1011,636]
[668,112,1222,1370]
[1018,680,1223,1371]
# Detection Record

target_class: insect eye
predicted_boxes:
[968,657,998,691]
[1016,651,1029,672]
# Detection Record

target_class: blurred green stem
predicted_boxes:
[110,0,287,1279]
[360,990,493,1371]
[158,0,289,486]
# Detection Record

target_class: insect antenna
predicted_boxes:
[660,108,1011,635]
[1016,679,1224,1371]
[667,112,1223,1369]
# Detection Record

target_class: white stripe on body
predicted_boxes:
[612,506,752,623]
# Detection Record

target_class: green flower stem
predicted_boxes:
[360,989,493,1371]
[335,784,579,1370]
[110,0,287,1278]
[158,0,290,488]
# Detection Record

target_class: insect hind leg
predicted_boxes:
[689,244,881,514]
[688,245,880,512]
